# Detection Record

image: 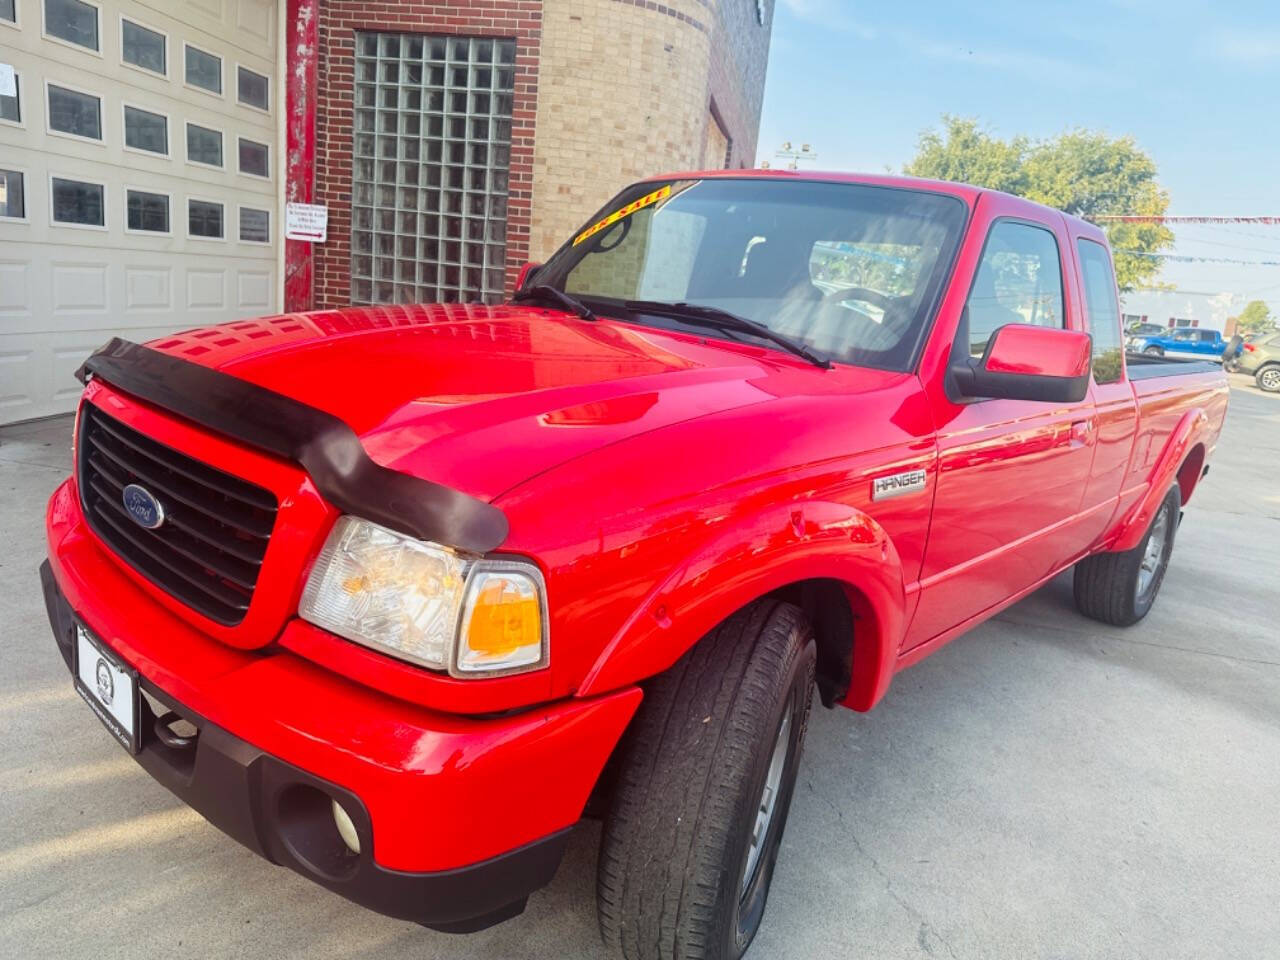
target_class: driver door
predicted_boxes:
[906,199,1098,648]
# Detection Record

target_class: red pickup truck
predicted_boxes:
[42,172,1227,959]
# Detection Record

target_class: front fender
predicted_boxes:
[1109,407,1209,552]
[577,500,907,711]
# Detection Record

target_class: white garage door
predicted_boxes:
[0,0,279,424]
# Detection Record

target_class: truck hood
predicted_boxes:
[149,303,807,501]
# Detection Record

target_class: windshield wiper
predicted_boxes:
[511,285,597,321]
[623,300,831,369]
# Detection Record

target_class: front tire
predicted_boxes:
[597,600,816,960]
[1256,364,1280,393]
[1143,346,1164,356]
[1073,486,1180,626]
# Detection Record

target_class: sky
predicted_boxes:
[757,0,1280,317]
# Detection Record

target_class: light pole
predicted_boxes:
[761,141,818,171]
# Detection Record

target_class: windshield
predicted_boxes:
[535,178,968,371]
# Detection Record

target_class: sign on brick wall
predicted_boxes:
[286,203,328,243]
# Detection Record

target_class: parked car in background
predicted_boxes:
[1135,327,1230,361]
[1235,330,1280,392]
[1125,322,1166,351]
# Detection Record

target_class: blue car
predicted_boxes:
[1136,327,1229,362]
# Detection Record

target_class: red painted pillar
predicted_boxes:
[283,0,319,313]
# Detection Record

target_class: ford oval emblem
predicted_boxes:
[122,483,165,529]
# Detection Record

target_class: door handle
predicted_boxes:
[1070,419,1094,446]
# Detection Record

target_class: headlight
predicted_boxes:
[299,516,548,677]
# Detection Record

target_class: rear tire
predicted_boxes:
[597,599,816,960]
[1073,486,1180,626]
[1256,364,1280,393]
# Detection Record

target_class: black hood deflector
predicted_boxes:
[77,338,509,554]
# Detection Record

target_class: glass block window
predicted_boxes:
[122,19,166,75]
[126,189,169,232]
[350,31,516,305]
[124,105,167,154]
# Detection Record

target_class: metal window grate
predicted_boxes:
[351,32,516,306]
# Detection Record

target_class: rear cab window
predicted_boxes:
[1076,239,1124,383]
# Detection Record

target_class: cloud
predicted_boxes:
[1205,27,1280,66]
[776,1,1083,78]
[896,29,1084,76]
[778,0,878,39]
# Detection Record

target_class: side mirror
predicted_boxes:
[514,261,543,293]
[949,324,1092,403]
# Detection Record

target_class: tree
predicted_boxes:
[1230,300,1276,335]
[904,118,1028,196]
[905,117,1174,291]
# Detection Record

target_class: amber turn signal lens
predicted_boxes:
[456,569,546,674]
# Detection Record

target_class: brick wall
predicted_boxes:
[706,0,773,170]
[527,0,774,261]
[312,0,543,308]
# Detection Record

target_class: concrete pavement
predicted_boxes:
[1,383,1276,959]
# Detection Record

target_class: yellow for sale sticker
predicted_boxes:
[573,185,672,246]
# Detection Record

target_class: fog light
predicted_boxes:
[332,799,360,855]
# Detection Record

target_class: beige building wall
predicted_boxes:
[529,0,773,261]
[703,112,730,169]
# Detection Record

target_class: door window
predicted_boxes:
[239,207,270,243]
[237,67,269,110]
[126,190,169,232]
[124,105,167,154]
[48,84,101,139]
[237,138,269,177]
[0,170,24,218]
[188,199,224,238]
[185,44,222,94]
[45,0,98,51]
[0,73,19,123]
[965,221,1065,357]
[122,19,166,75]
[51,177,104,225]
[186,123,223,166]
[1076,239,1123,383]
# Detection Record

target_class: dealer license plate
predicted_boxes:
[74,624,140,754]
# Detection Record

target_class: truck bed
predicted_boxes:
[1124,352,1222,381]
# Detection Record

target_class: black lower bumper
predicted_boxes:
[41,561,569,933]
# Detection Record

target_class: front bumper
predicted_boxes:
[43,478,641,930]
[43,561,565,931]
